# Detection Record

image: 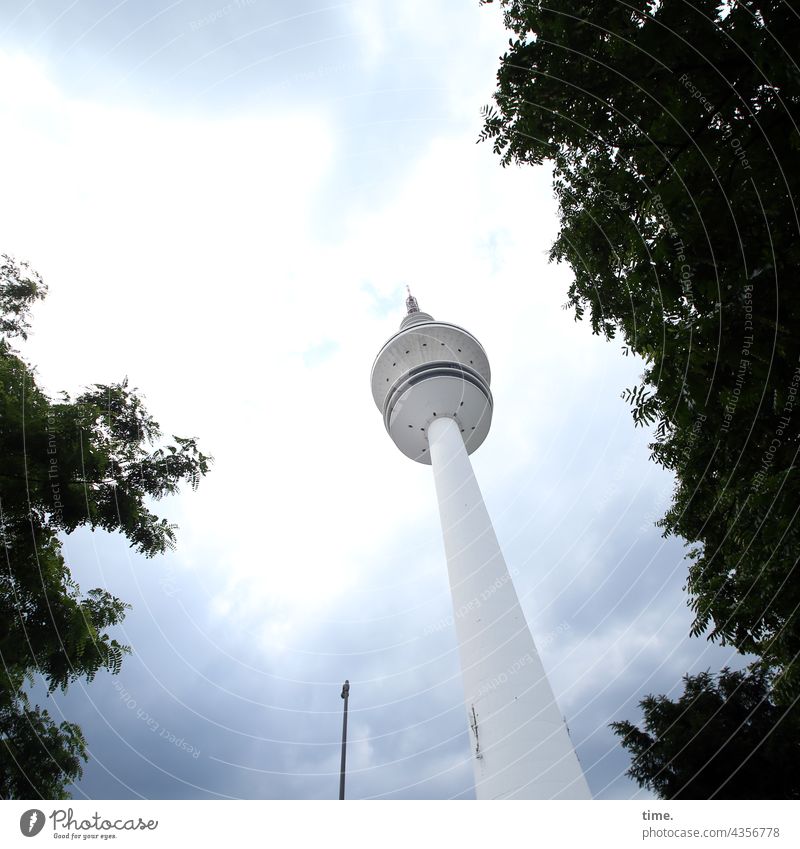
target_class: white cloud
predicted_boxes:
[347,0,387,71]
[0,46,661,652]
[0,20,728,798]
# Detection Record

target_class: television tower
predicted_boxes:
[370,290,591,800]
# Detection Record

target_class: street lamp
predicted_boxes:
[339,680,350,800]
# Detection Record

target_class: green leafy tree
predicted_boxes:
[0,254,211,798]
[479,1,800,697]
[611,666,800,798]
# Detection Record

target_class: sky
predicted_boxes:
[0,0,744,800]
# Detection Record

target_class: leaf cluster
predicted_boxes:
[0,256,212,797]
[611,666,800,798]
[480,0,800,697]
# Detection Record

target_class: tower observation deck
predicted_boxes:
[370,288,493,464]
[370,292,591,800]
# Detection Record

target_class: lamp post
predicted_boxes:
[339,679,350,800]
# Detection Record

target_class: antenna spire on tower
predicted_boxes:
[405,285,420,315]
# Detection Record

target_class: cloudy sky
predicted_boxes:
[0,0,743,800]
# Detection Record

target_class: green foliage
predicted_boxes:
[0,255,47,340]
[480,1,800,698]
[0,254,211,797]
[0,693,88,800]
[0,341,211,559]
[611,667,800,799]
[0,512,131,701]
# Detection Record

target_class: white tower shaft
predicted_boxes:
[428,416,591,800]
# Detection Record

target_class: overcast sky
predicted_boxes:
[0,0,744,800]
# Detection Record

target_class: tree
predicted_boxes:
[479,1,800,698]
[0,254,211,797]
[611,666,800,798]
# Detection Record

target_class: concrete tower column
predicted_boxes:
[427,415,590,799]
